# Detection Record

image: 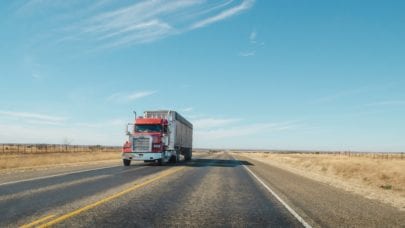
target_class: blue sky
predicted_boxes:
[0,0,404,151]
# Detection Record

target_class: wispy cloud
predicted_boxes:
[0,110,67,123]
[75,118,126,128]
[0,114,126,145]
[239,29,261,57]
[107,90,157,103]
[182,107,194,112]
[195,122,296,140]
[16,1,255,49]
[311,87,371,104]
[23,55,46,80]
[249,31,256,43]
[191,0,255,29]
[366,100,405,106]
[32,73,41,79]
[238,51,255,57]
[193,117,241,129]
[0,122,122,145]
[190,114,298,148]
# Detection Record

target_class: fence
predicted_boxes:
[231,150,405,160]
[0,144,121,154]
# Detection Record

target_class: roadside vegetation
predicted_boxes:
[0,144,121,171]
[234,151,405,211]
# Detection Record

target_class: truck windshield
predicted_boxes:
[135,125,162,133]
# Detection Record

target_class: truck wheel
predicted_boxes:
[157,159,163,166]
[169,155,176,163]
[176,151,180,163]
[184,150,192,161]
[123,159,131,166]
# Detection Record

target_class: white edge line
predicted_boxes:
[0,165,122,187]
[232,155,312,228]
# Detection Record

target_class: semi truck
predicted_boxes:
[122,110,193,166]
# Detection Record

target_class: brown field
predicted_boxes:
[0,144,121,171]
[0,152,121,171]
[0,144,120,154]
[233,152,405,211]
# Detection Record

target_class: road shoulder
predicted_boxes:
[233,153,405,228]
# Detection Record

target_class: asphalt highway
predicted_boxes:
[0,152,403,227]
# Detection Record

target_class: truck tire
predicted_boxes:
[169,155,176,163]
[157,159,163,166]
[123,159,131,166]
[176,151,180,163]
[184,150,192,161]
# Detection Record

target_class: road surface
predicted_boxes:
[0,152,403,227]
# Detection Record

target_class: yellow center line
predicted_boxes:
[37,166,185,228]
[19,214,55,228]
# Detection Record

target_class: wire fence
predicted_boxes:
[231,150,405,160]
[0,144,121,154]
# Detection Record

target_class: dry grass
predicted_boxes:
[234,152,405,211]
[0,144,120,154]
[0,152,121,171]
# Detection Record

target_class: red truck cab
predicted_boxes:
[122,110,193,166]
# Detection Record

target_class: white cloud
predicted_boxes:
[71,0,202,48]
[311,84,397,106]
[0,110,67,123]
[32,73,41,79]
[366,100,405,106]
[127,91,157,100]
[238,30,260,57]
[238,51,255,57]
[189,114,298,148]
[18,1,255,49]
[191,0,255,29]
[75,118,126,128]
[249,31,256,43]
[182,107,194,112]
[195,122,296,140]
[192,117,241,129]
[0,123,123,145]
[0,116,127,145]
[107,91,157,103]
[194,121,298,148]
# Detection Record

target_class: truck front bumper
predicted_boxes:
[122,152,162,161]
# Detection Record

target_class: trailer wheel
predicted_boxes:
[169,155,176,163]
[157,159,163,166]
[184,150,192,161]
[176,151,180,163]
[123,159,131,166]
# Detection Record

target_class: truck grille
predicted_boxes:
[133,137,151,152]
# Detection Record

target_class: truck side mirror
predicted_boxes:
[126,124,133,135]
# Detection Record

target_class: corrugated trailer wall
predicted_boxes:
[174,120,192,149]
[173,112,192,150]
